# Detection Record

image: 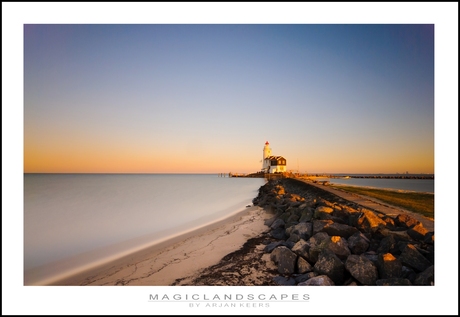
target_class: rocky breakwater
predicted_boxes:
[252,178,434,286]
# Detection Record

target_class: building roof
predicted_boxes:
[265,156,286,161]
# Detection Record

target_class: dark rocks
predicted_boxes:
[345,255,378,285]
[395,214,419,228]
[377,253,402,278]
[314,206,334,220]
[273,276,296,285]
[313,250,345,285]
[270,246,297,274]
[250,178,435,286]
[297,256,313,273]
[348,232,370,254]
[414,265,434,285]
[376,278,412,285]
[399,244,432,272]
[321,222,359,238]
[288,222,313,241]
[298,275,335,286]
[407,223,429,241]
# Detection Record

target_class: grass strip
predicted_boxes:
[330,185,434,219]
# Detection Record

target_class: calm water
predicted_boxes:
[316,176,434,193]
[24,174,265,285]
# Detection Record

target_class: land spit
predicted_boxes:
[174,178,434,286]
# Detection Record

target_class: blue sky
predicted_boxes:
[23,23,435,173]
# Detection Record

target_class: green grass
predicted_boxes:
[329,185,434,219]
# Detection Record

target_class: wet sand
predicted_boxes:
[51,206,270,285]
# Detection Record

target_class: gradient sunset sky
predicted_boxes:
[24,23,435,174]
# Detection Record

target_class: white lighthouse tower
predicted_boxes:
[262,141,272,171]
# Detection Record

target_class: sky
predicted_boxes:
[23,23,436,174]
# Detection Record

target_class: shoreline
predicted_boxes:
[44,177,434,286]
[50,205,270,286]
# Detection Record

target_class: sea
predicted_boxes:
[23,173,265,285]
[313,174,434,194]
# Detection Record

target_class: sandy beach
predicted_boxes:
[52,205,270,286]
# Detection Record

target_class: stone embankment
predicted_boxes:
[251,178,434,286]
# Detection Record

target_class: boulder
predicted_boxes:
[321,222,359,238]
[273,276,296,286]
[270,227,287,240]
[399,244,432,272]
[298,275,335,286]
[414,265,434,285]
[327,236,351,261]
[297,256,314,274]
[377,253,402,279]
[313,250,345,285]
[270,218,285,230]
[299,208,314,222]
[314,206,334,220]
[348,232,370,255]
[401,266,417,283]
[376,278,412,286]
[356,209,387,233]
[264,241,284,253]
[345,255,378,285]
[394,214,419,229]
[312,220,334,235]
[295,272,317,284]
[291,239,310,260]
[377,235,396,254]
[289,222,313,241]
[270,246,297,275]
[407,223,429,241]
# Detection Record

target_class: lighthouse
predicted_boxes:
[263,141,272,161]
[261,141,287,173]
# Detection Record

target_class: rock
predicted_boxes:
[345,255,378,285]
[299,208,314,222]
[294,272,317,283]
[356,209,387,233]
[407,223,429,241]
[321,222,359,238]
[289,222,313,241]
[271,246,297,274]
[286,216,300,227]
[297,256,313,274]
[326,236,351,261]
[313,250,345,285]
[287,232,301,243]
[270,227,287,240]
[291,239,310,260]
[264,215,278,227]
[348,232,370,254]
[314,206,334,220]
[377,235,396,254]
[376,278,412,285]
[264,241,284,253]
[394,214,419,228]
[312,220,334,235]
[399,244,432,272]
[298,275,335,286]
[414,265,434,285]
[273,276,296,285]
[270,218,285,230]
[401,266,417,283]
[307,232,331,263]
[424,232,434,244]
[377,253,402,279]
